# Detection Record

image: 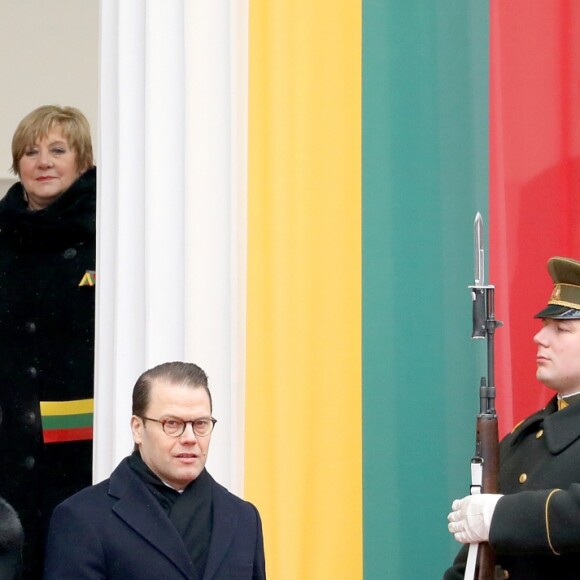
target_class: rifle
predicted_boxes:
[464,213,502,580]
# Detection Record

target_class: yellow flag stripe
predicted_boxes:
[247,1,362,578]
[40,398,94,416]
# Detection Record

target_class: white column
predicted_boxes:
[95,0,248,494]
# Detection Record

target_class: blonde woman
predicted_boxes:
[0,105,96,578]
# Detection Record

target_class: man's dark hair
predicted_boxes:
[132,361,212,417]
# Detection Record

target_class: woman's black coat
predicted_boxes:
[0,168,96,578]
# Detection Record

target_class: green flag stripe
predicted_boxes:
[362,1,489,577]
[42,413,93,430]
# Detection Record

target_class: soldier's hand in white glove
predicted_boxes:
[447,494,503,544]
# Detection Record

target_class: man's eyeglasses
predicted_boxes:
[140,416,217,437]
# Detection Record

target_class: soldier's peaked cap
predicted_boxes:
[535,257,580,319]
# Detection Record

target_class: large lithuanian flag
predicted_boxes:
[242,1,580,578]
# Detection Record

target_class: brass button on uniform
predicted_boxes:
[519,473,527,484]
[536,429,544,439]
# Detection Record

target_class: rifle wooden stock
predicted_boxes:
[475,414,499,580]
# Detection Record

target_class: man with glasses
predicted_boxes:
[43,361,266,579]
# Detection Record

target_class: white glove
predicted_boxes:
[447,494,503,544]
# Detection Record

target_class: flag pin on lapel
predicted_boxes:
[79,270,96,287]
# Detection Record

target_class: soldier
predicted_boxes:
[445,256,580,579]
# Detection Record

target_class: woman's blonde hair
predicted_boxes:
[11,105,94,176]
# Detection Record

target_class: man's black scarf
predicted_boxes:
[128,450,213,577]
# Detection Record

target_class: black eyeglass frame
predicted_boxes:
[140,416,217,437]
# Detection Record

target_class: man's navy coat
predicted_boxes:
[43,458,266,579]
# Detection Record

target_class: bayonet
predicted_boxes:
[474,212,484,287]
[470,213,489,339]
